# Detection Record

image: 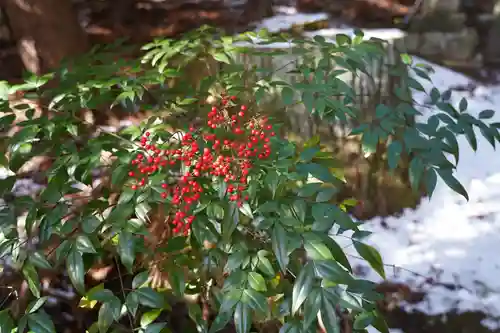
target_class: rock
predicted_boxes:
[423,0,461,13]
[404,29,478,61]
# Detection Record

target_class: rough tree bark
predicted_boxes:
[3,0,88,74]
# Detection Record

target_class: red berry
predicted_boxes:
[128,171,135,177]
[131,185,138,190]
[145,132,150,137]
[241,105,247,111]
[238,111,245,117]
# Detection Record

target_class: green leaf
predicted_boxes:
[298,182,323,197]
[409,157,424,192]
[353,311,375,330]
[424,168,438,198]
[75,235,97,254]
[239,202,253,218]
[67,248,85,294]
[145,323,168,333]
[303,288,321,330]
[210,309,233,333]
[387,141,402,170]
[242,289,268,315]
[98,302,115,333]
[315,234,352,272]
[353,241,385,279]
[223,203,239,241]
[248,272,267,292]
[271,223,289,273]
[336,34,351,45]
[28,251,52,269]
[297,163,337,183]
[371,310,390,333]
[28,311,56,333]
[459,97,468,112]
[437,168,469,201]
[320,293,340,333]
[118,231,135,272]
[160,236,187,253]
[401,53,412,65]
[126,292,139,317]
[141,309,163,328]
[479,109,495,119]
[304,234,333,260]
[82,216,101,234]
[0,309,14,333]
[282,86,295,105]
[292,262,314,314]
[169,266,186,297]
[213,52,231,64]
[314,260,351,284]
[234,302,252,333]
[133,271,150,289]
[136,287,167,308]
[316,187,338,202]
[26,296,48,314]
[22,262,40,298]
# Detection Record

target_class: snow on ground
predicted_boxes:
[333,55,500,329]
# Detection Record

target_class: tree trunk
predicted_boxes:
[3,0,88,75]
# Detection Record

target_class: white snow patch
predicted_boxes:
[257,12,329,33]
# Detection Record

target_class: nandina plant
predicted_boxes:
[0,26,499,333]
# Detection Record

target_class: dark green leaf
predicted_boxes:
[353,241,385,279]
[242,289,268,315]
[304,234,333,260]
[437,168,469,200]
[234,302,251,333]
[320,292,340,333]
[248,272,267,292]
[303,288,321,330]
[316,187,338,203]
[479,109,495,119]
[145,323,168,333]
[22,262,40,298]
[133,271,150,289]
[387,141,402,170]
[141,309,163,328]
[28,311,56,333]
[0,309,14,333]
[169,267,186,297]
[272,223,289,273]
[75,235,97,254]
[28,251,52,269]
[314,260,351,284]
[353,311,375,330]
[292,262,314,314]
[136,287,167,308]
[98,302,115,333]
[118,231,135,272]
[26,296,48,314]
[459,97,468,112]
[67,249,85,294]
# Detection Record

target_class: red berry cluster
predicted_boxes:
[125,95,276,235]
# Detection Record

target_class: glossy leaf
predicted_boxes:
[234,302,252,333]
[292,262,314,314]
[353,241,385,279]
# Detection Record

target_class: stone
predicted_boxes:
[423,0,461,13]
[443,29,478,61]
